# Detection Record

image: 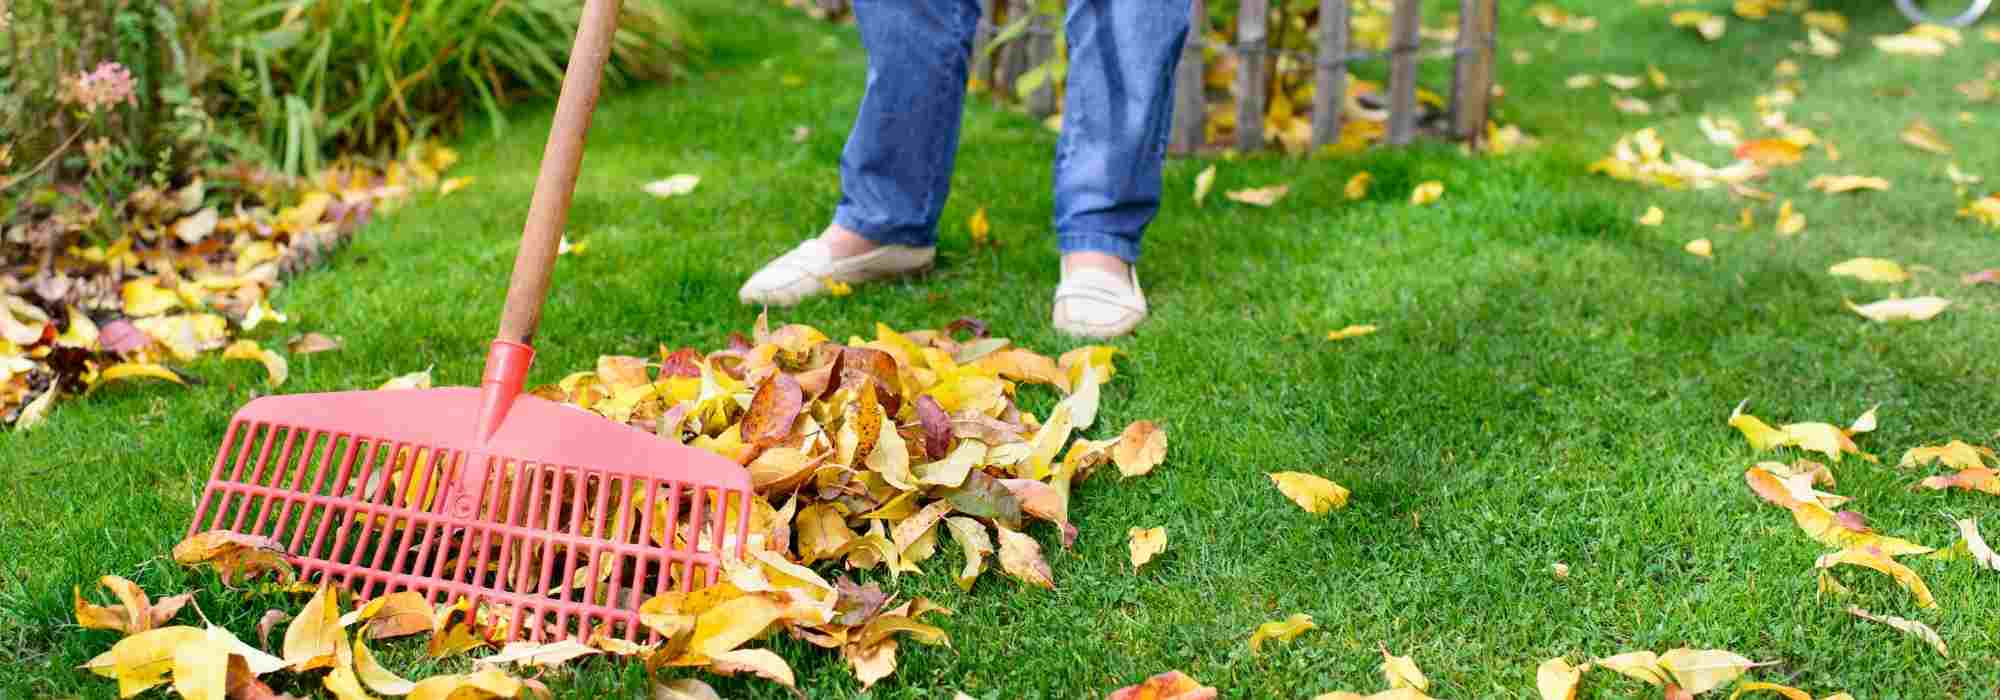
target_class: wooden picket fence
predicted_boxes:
[800,0,1499,154]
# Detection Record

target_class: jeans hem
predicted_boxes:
[1057,231,1141,263]
[834,207,938,249]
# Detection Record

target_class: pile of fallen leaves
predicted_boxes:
[90,316,1177,696]
[2,144,467,429]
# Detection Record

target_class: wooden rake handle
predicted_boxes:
[496,0,623,346]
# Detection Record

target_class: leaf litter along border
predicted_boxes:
[1,144,472,430]
[124,313,1169,696]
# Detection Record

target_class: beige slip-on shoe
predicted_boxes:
[1052,266,1148,338]
[737,238,935,306]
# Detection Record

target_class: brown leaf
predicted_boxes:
[173,530,294,585]
[286,332,342,354]
[348,591,433,639]
[256,610,292,649]
[915,395,951,460]
[741,373,805,447]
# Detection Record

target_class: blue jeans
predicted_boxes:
[832,0,1191,264]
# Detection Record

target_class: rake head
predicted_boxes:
[188,342,754,644]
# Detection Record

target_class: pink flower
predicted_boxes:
[58,61,138,114]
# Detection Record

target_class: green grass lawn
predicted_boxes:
[5,0,1999,697]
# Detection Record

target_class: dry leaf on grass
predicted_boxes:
[1270,472,1349,514]
[1193,165,1216,206]
[172,530,294,585]
[1845,296,1950,322]
[968,207,991,247]
[1379,644,1429,690]
[1248,613,1315,653]
[1900,440,1994,469]
[1776,200,1805,235]
[73,576,191,636]
[1536,658,1582,700]
[1409,181,1444,205]
[643,174,701,198]
[1729,682,1815,699]
[1107,670,1219,700]
[1807,175,1890,193]
[222,340,288,387]
[288,333,342,354]
[378,368,434,391]
[1685,239,1714,258]
[1847,605,1947,657]
[1638,206,1664,226]
[1345,172,1373,200]
[283,583,343,672]
[1128,527,1167,571]
[1817,547,1939,608]
[1900,119,1952,154]
[1828,258,1909,283]
[1227,184,1290,207]
[1916,467,2000,494]
[1114,420,1168,478]
[1327,324,1378,341]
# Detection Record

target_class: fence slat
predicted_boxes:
[1309,0,1350,149]
[971,0,999,94]
[1450,0,1497,144]
[1169,0,1208,154]
[1023,4,1058,117]
[996,0,1030,103]
[1385,0,1421,145]
[1234,0,1269,152]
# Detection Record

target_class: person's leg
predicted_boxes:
[740,0,982,305]
[1049,0,1189,335]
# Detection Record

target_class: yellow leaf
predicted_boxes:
[439,176,474,196]
[1672,10,1720,40]
[1410,181,1445,206]
[354,638,415,695]
[1845,296,1950,322]
[1659,648,1763,694]
[1775,200,1805,236]
[1899,119,1952,154]
[80,625,205,697]
[1734,139,1803,167]
[1193,165,1216,206]
[1564,74,1597,89]
[1269,471,1349,514]
[687,593,786,658]
[1647,64,1670,89]
[1248,613,1314,653]
[323,645,374,700]
[131,313,228,361]
[1816,547,1938,608]
[407,666,529,700]
[1113,420,1169,478]
[222,340,288,387]
[1875,33,1948,56]
[1537,658,1582,700]
[1803,10,1848,34]
[1684,239,1714,258]
[1779,422,1846,462]
[1226,184,1290,207]
[944,516,993,591]
[378,367,434,390]
[283,583,343,672]
[1729,681,1814,700]
[1807,175,1890,193]
[1594,650,1668,686]
[56,307,98,349]
[1128,527,1167,571]
[1637,206,1664,226]
[1899,440,1994,470]
[95,363,184,388]
[1326,324,1379,341]
[344,591,435,640]
[121,278,181,317]
[1604,73,1643,90]
[171,530,294,584]
[1379,645,1429,690]
[1345,172,1373,200]
[826,279,854,297]
[1828,258,1909,283]
[1728,400,1793,451]
[995,525,1055,589]
[968,206,992,246]
[643,174,701,198]
[1847,605,1948,657]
